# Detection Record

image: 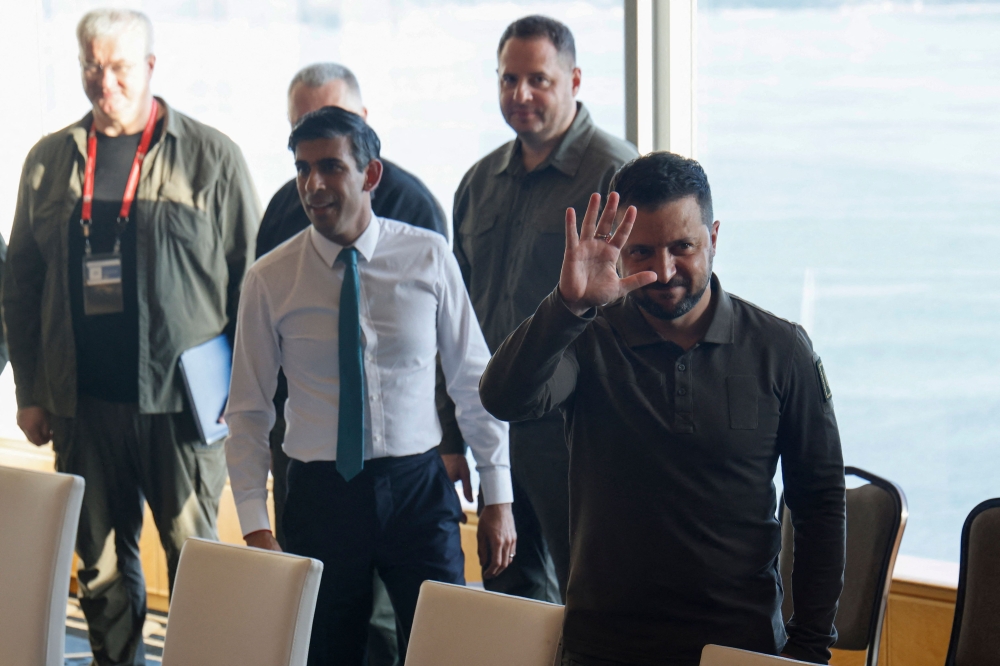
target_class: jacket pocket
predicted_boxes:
[726,375,759,430]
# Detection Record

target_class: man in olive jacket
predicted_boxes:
[2,10,259,666]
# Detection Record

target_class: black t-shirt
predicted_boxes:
[68,121,162,403]
[254,157,447,259]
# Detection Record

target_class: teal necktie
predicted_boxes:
[336,247,365,482]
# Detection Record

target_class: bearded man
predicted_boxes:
[480,152,846,666]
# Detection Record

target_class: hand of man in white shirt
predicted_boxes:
[479,502,516,578]
[441,453,474,503]
[245,529,282,552]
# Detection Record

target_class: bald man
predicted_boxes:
[255,63,446,256]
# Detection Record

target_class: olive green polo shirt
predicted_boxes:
[3,98,260,416]
[480,276,847,665]
[453,102,638,352]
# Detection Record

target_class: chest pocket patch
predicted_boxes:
[726,375,759,430]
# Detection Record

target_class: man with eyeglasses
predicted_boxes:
[453,15,637,602]
[3,9,259,666]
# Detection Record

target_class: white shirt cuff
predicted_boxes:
[235,498,272,537]
[478,467,514,505]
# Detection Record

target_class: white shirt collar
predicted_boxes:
[309,214,381,267]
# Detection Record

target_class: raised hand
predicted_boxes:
[558,192,656,316]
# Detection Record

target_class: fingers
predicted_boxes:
[481,522,503,578]
[579,192,603,241]
[440,453,462,482]
[609,205,638,250]
[245,530,282,552]
[441,453,474,503]
[619,270,658,294]
[565,207,579,252]
[485,527,516,578]
[484,540,502,578]
[594,191,620,240]
[27,424,51,447]
[496,532,517,576]
[477,526,489,570]
[487,535,511,578]
[460,465,473,503]
[478,504,517,578]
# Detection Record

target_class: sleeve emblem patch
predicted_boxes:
[816,359,832,401]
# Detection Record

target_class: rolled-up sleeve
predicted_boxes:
[224,269,280,536]
[435,245,512,506]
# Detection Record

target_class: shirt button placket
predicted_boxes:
[675,356,695,433]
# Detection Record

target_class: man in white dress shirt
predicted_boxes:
[225,106,515,665]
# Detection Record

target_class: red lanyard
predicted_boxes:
[80,98,159,251]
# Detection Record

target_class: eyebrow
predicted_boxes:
[295,157,346,170]
[624,237,700,249]
[501,70,550,78]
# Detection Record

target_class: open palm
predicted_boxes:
[559,192,656,315]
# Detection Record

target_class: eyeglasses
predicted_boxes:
[80,60,137,80]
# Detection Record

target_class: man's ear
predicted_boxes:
[571,67,582,96]
[363,158,384,193]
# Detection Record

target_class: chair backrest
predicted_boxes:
[700,644,816,665]
[779,466,906,666]
[945,498,1000,666]
[0,465,85,666]
[160,538,323,666]
[405,581,565,666]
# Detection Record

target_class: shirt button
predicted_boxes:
[369,395,376,402]
[677,364,687,371]
[374,434,380,442]
[677,388,687,396]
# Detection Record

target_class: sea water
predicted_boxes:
[699,1,1000,562]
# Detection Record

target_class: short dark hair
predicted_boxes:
[497,15,576,66]
[288,106,380,172]
[609,152,714,226]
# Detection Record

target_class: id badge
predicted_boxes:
[82,253,124,315]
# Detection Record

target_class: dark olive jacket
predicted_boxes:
[3,98,260,416]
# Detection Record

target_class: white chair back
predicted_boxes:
[405,580,564,666]
[160,537,323,666]
[700,645,816,665]
[0,465,85,666]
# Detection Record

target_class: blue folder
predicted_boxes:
[178,334,232,446]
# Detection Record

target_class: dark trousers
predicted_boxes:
[483,415,569,603]
[562,649,648,666]
[50,395,227,666]
[270,413,401,665]
[283,449,465,666]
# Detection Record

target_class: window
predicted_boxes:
[0,1,625,486]
[698,0,1000,562]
